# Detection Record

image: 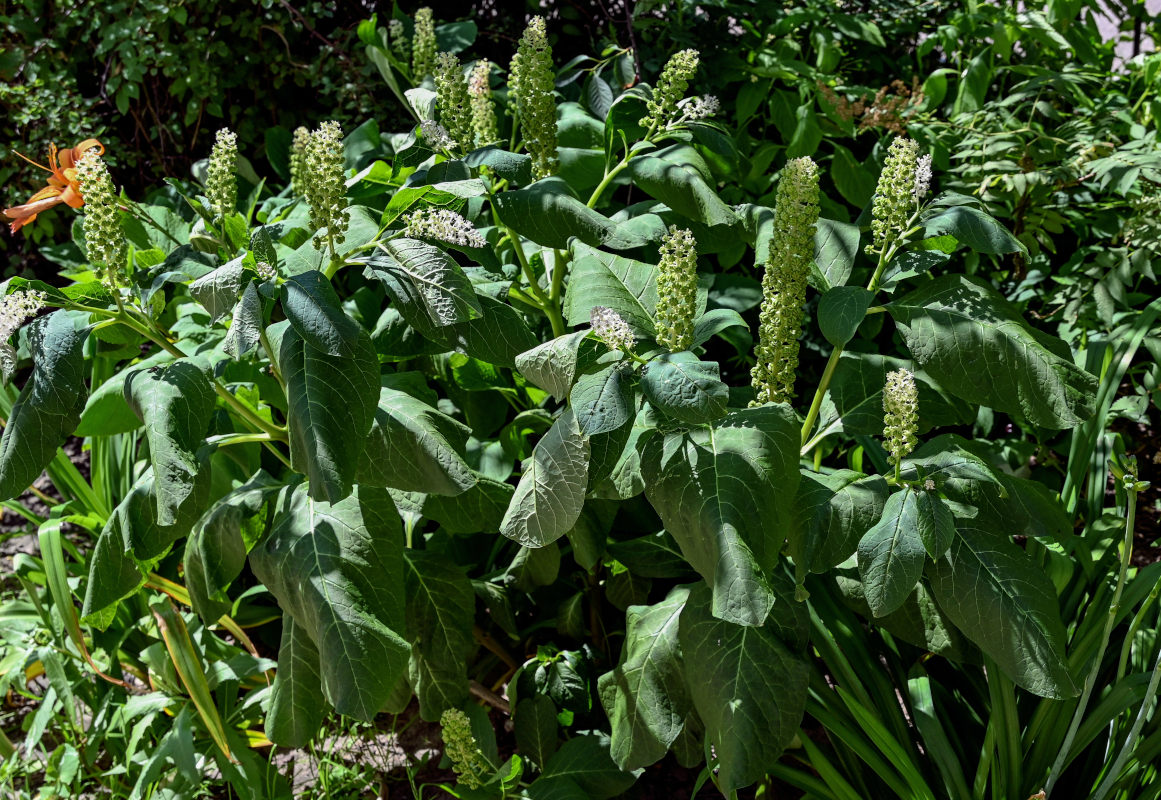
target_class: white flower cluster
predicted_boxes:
[420,120,455,151]
[681,95,719,120]
[590,305,636,354]
[254,261,277,281]
[403,208,486,248]
[914,153,933,202]
[0,290,46,382]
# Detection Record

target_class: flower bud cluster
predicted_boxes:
[290,126,310,199]
[388,19,410,63]
[0,289,45,382]
[403,208,486,248]
[680,95,719,121]
[509,17,558,179]
[420,120,455,152]
[655,226,698,352]
[206,128,238,221]
[591,306,636,354]
[76,151,126,276]
[304,121,349,248]
[435,52,474,152]
[750,157,820,405]
[914,153,933,202]
[640,49,700,130]
[440,709,490,790]
[254,261,277,281]
[469,60,499,145]
[412,7,436,78]
[883,368,919,464]
[868,137,919,255]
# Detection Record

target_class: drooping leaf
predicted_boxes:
[626,148,739,228]
[789,470,888,578]
[857,489,926,617]
[495,177,664,249]
[818,286,874,347]
[516,330,595,400]
[364,238,483,327]
[266,614,325,747]
[813,219,861,290]
[564,243,659,336]
[920,206,1025,255]
[249,484,410,719]
[535,732,641,799]
[514,695,559,768]
[640,352,728,425]
[189,256,245,322]
[914,489,955,557]
[281,270,368,358]
[571,364,635,436]
[223,281,264,359]
[404,550,475,719]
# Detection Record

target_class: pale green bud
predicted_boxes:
[868,137,919,255]
[655,226,698,352]
[412,7,436,78]
[290,126,310,199]
[469,60,499,145]
[750,157,820,406]
[435,52,474,152]
[510,17,558,179]
[640,49,700,131]
[206,127,237,222]
[440,709,490,790]
[304,120,349,248]
[591,306,636,354]
[76,151,127,278]
[883,368,918,464]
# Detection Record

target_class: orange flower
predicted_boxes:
[2,139,104,234]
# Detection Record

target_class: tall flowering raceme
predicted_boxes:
[640,49,700,132]
[206,128,238,222]
[435,52,474,152]
[2,138,104,234]
[411,7,436,78]
[883,368,919,466]
[867,137,920,256]
[402,208,485,248]
[290,126,311,199]
[76,150,127,280]
[0,290,46,382]
[750,157,821,405]
[304,120,349,251]
[388,18,410,64]
[469,60,499,146]
[440,709,491,790]
[655,227,698,352]
[509,17,558,180]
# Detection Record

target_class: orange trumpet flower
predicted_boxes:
[2,139,104,234]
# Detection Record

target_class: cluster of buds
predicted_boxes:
[883,368,919,465]
[914,153,933,202]
[76,151,127,278]
[509,17,558,179]
[254,261,277,282]
[411,7,436,78]
[440,709,490,790]
[750,157,820,406]
[591,306,636,355]
[303,121,350,249]
[206,128,238,222]
[655,226,698,352]
[388,18,410,63]
[435,52,475,152]
[0,290,45,382]
[403,207,486,248]
[290,126,311,199]
[420,120,455,152]
[469,60,499,145]
[868,137,920,255]
[679,95,719,122]
[640,49,700,131]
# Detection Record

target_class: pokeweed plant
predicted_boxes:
[2,8,1149,799]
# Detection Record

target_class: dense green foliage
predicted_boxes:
[0,2,1159,799]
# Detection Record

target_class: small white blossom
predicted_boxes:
[419,120,455,151]
[924,478,936,491]
[590,306,636,354]
[403,208,486,248]
[681,95,719,120]
[0,290,46,382]
[255,261,277,281]
[914,154,933,202]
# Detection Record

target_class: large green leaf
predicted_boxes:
[535,733,641,799]
[888,275,1096,428]
[357,386,476,496]
[789,469,887,579]
[516,330,594,399]
[266,613,325,747]
[678,583,809,795]
[364,238,483,327]
[927,522,1077,698]
[223,281,264,360]
[0,311,88,501]
[639,352,728,425]
[598,586,691,771]
[857,489,926,617]
[514,695,559,768]
[920,206,1024,255]
[495,177,664,250]
[500,408,590,547]
[564,243,659,336]
[625,147,738,228]
[275,322,378,503]
[249,483,410,719]
[403,550,475,719]
[189,256,245,322]
[571,363,635,436]
[640,406,799,626]
[281,270,368,358]
[125,359,216,527]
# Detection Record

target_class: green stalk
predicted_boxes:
[1093,645,1161,800]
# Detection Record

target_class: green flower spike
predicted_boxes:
[304,120,349,249]
[509,16,558,179]
[750,156,820,406]
[206,127,237,222]
[76,150,127,280]
[655,226,698,352]
[867,136,919,255]
[469,59,499,145]
[435,52,474,152]
[883,368,918,465]
[640,49,700,132]
[388,18,410,64]
[412,7,436,78]
[440,709,490,790]
[290,126,310,199]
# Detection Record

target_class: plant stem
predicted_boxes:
[800,343,844,449]
[1092,640,1161,800]
[587,158,633,209]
